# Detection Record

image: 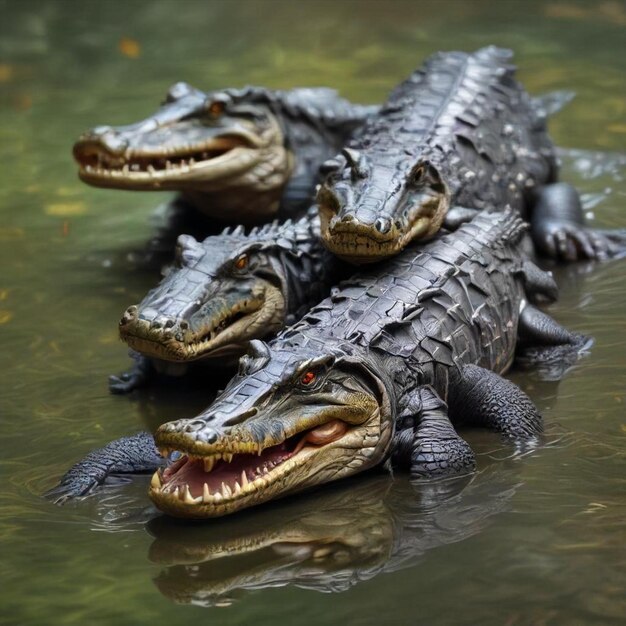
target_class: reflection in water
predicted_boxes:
[147,464,519,607]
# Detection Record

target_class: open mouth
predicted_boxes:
[121,300,265,362]
[74,135,258,181]
[150,419,353,518]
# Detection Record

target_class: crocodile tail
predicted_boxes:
[531,90,576,117]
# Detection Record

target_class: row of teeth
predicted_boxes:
[150,459,288,505]
[158,443,264,458]
[81,153,217,174]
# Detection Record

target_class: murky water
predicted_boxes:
[0,1,624,625]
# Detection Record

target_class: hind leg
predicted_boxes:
[516,304,592,380]
[531,182,626,261]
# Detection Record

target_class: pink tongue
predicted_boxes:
[165,445,292,498]
[163,421,349,498]
[302,419,348,445]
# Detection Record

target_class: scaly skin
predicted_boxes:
[317,46,624,264]
[111,210,343,393]
[46,210,587,509]
[148,209,584,518]
[74,83,377,223]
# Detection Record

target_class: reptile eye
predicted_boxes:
[234,254,248,270]
[208,100,225,117]
[300,371,316,386]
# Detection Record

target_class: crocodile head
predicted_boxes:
[317,149,450,263]
[73,82,292,218]
[118,228,290,362]
[150,340,394,518]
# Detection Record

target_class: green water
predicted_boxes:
[0,1,625,624]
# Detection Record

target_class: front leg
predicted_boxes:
[44,431,165,504]
[392,387,476,479]
[531,182,626,261]
[109,351,155,394]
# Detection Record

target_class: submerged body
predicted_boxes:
[148,209,585,517]
[318,46,622,263]
[111,210,344,393]
[74,84,377,223]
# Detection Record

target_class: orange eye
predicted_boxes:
[300,371,316,386]
[208,101,225,117]
[234,255,248,270]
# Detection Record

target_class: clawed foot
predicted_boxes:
[109,372,141,394]
[538,223,626,262]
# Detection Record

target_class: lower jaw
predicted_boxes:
[121,331,254,363]
[323,236,403,264]
[77,158,255,190]
[149,448,318,519]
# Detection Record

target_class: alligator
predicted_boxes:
[73,83,377,226]
[147,468,516,606]
[110,209,344,394]
[317,46,625,264]
[46,209,587,513]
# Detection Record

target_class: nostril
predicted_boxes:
[179,321,189,331]
[375,218,391,234]
[164,319,175,329]
[151,321,162,330]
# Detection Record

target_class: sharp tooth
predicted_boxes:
[173,487,179,500]
[262,466,269,474]
[225,453,233,463]
[122,164,129,175]
[221,482,232,498]
[213,492,223,502]
[147,165,156,174]
[233,481,241,495]
[189,158,195,166]
[184,486,196,504]
[241,471,248,487]
[203,483,211,501]
[256,466,262,476]
[204,457,215,472]
[150,472,161,489]
[165,160,172,170]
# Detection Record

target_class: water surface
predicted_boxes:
[0,1,624,625]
